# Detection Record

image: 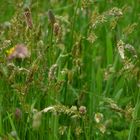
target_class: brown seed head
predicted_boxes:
[24,7,33,29]
[48,9,56,25]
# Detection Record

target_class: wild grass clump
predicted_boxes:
[0,0,140,139]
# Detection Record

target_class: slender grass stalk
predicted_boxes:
[128,89,140,140]
[7,112,20,140]
[63,0,80,104]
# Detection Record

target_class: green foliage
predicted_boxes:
[0,0,140,139]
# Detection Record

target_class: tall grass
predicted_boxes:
[0,0,140,139]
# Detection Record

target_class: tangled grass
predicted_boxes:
[0,0,140,139]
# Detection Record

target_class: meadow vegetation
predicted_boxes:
[0,0,140,139]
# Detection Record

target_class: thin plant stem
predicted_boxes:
[128,89,140,140]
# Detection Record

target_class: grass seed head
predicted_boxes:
[53,22,62,39]
[79,106,87,115]
[94,113,104,123]
[32,112,42,129]
[24,7,33,29]
[48,9,56,25]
